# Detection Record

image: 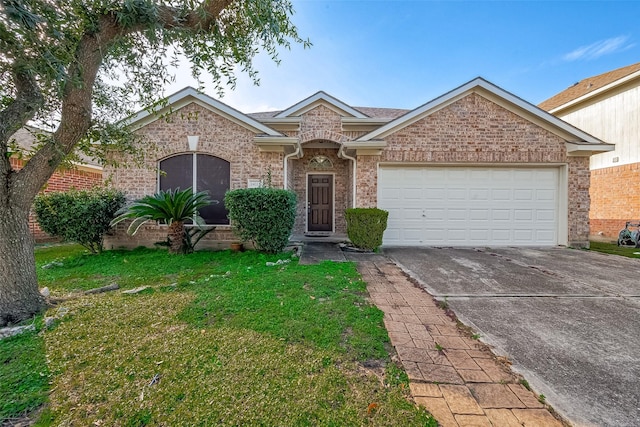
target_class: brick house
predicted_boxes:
[105,78,612,249]
[540,62,640,239]
[10,126,103,241]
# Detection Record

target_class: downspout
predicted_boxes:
[338,144,357,208]
[283,141,302,190]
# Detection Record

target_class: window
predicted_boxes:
[159,154,230,225]
[309,155,333,170]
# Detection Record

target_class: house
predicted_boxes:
[540,62,640,239]
[9,126,103,241]
[104,78,612,249]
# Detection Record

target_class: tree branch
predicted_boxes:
[158,0,235,31]
[11,1,238,207]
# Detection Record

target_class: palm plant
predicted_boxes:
[111,188,214,254]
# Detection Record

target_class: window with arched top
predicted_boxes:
[309,155,333,170]
[159,153,230,225]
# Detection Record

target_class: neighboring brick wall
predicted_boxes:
[11,157,103,241]
[590,162,640,239]
[104,103,284,249]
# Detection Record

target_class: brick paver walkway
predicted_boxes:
[357,260,565,427]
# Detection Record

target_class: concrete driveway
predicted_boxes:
[384,247,640,427]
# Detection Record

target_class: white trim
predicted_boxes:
[356,78,609,149]
[283,142,303,190]
[125,87,283,136]
[276,91,368,118]
[549,69,640,114]
[305,172,335,234]
[338,145,357,208]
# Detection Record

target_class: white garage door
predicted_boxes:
[378,166,559,246]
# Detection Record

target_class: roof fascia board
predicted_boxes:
[357,78,607,146]
[126,87,283,136]
[275,91,368,118]
[566,142,615,155]
[549,70,640,114]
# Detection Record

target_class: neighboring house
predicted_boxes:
[104,78,612,249]
[9,126,103,241]
[540,62,640,239]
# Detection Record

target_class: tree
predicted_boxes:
[111,187,214,254]
[0,0,309,325]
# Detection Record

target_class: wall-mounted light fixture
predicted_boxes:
[187,135,200,151]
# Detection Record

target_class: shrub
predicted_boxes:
[34,188,126,253]
[345,208,389,251]
[225,188,296,253]
[110,188,214,254]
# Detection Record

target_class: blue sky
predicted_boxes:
[169,0,640,113]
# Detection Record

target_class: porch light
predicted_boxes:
[187,135,200,151]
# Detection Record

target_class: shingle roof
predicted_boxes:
[247,106,409,120]
[539,62,640,111]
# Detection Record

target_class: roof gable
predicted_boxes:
[275,91,368,118]
[539,62,640,112]
[126,87,283,136]
[356,77,606,146]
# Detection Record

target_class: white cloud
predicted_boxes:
[563,36,635,61]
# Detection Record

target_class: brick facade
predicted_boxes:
[103,103,283,249]
[589,162,640,239]
[10,157,103,241]
[106,86,597,249]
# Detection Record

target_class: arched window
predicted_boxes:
[309,155,333,170]
[159,154,230,225]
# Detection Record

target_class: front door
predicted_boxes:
[307,174,333,232]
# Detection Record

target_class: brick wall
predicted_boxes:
[590,162,640,239]
[568,157,591,246]
[11,157,103,241]
[104,103,284,249]
[354,93,589,246]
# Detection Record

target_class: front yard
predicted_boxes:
[1,245,435,426]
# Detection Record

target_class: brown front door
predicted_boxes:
[308,174,333,232]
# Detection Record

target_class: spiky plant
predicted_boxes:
[111,188,213,254]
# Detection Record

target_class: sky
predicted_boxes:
[168,0,640,114]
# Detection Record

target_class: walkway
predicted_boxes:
[357,259,564,427]
[299,242,565,426]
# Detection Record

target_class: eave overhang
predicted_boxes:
[253,136,299,153]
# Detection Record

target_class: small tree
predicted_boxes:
[34,188,126,253]
[225,188,296,253]
[111,188,213,254]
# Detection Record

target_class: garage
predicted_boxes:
[378,165,562,246]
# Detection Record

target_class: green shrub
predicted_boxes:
[225,188,296,253]
[110,188,214,254]
[345,208,389,251]
[34,188,126,253]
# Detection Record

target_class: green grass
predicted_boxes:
[589,241,640,258]
[1,244,436,426]
[0,323,49,421]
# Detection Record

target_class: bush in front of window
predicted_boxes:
[225,188,297,254]
[110,188,214,254]
[345,208,389,251]
[35,188,126,253]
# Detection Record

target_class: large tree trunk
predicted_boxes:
[0,203,45,326]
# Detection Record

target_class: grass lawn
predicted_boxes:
[1,244,436,426]
[589,241,640,259]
